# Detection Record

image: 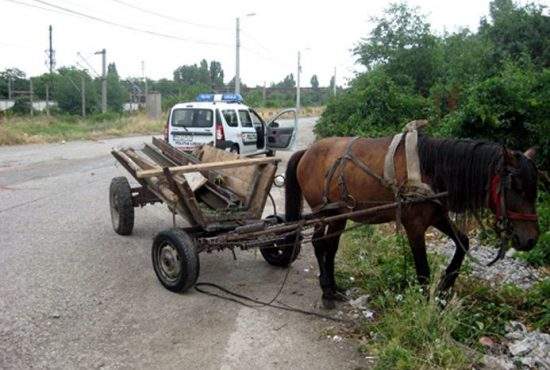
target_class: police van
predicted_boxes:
[164,93,297,155]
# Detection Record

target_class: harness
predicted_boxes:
[315,121,539,267]
[317,120,433,213]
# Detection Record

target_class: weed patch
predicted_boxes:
[337,224,548,369]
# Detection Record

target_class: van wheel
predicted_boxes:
[230,145,240,154]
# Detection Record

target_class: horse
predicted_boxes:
[284,134,539,309]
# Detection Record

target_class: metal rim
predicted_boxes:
[156,242,182,283]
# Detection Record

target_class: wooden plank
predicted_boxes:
[247,162,278,218]
[136,157,280,179]
[198,146,259,200]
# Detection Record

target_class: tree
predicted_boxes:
[310,74,319,90]
[105,63,128,112]
[0,68,26,98]
[173,59,225,89]
[480,0,550,69]
[354,3,442,95]
[53,67,98,114]
[272,74,295,89]
[209,60,224,89]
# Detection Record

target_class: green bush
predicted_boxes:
[315,69,429,138]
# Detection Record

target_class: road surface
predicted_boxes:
[0,118,368,369]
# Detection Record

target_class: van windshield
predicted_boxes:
[172,108,213,127]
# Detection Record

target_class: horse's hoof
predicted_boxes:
[332,291,348,302]
[322,297,336,310]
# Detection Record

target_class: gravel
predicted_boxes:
[429,238,541,289]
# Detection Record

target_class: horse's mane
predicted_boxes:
[417,135,503,213]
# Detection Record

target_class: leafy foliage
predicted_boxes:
[317,0,549,174]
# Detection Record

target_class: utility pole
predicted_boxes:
[29,78,34,117]
[142,60,148,103]
[235,17,240,95]
[45,25,54,116]
[48,25,54,73]
[234,13,255,95]
[7,77,12,100]
[95,48,107,113]
[81,75,86,117]
[262,81,266,104]
[333,67,337,96]
[296,51,301,114]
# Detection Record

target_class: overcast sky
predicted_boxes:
[0,0,535,87]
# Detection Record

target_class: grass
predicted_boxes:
[337,224,549,369]
[0,107,324,146]
[0,112,164,145]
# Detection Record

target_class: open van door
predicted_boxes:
[266,108,297,151]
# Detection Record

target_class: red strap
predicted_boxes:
[507,211,538,221]
[489,175,538,222]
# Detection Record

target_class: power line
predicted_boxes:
[110,0,230,31]
[76,52,101,78]
[31,0,230,47]
[3,0,232,48]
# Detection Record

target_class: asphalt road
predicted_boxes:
[0,118,368,369]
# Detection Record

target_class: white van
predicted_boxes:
[164,93,297,155]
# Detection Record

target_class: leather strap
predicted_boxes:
[384,133,403,186]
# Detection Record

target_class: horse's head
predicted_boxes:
[490,147,539,251]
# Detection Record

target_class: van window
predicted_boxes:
[222,110,238,127]
[172,108,213,127]
[239,110,253,127]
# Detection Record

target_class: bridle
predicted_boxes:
[489,173,538,223]
[486,168,538,266]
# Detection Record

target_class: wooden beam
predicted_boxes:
[136,157,281,179]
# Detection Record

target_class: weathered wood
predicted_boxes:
[112,149,142,173]
[200,192,450,245]
[152,138,244,204]
[136,157,280,179]
[199,146,259,201]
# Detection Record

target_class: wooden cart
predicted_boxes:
[110,138,298,292]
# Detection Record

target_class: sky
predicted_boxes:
[0,0,525,87]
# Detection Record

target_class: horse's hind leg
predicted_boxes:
[403,222,431,287]
[433,215,469,291]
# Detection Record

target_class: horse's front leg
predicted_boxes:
[433,216,470,291]
[312,224,333,308]
[313,220,346,309]
[323,220,347,300]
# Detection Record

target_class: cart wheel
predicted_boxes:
[260,215,301,267]
[152,229,199,293]
[109,177,134,235]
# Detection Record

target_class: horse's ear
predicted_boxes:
[524,147,536,160]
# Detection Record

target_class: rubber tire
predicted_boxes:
[260,215,301,267]
[109,177,134,235]
[230,145,240,154]
[152,229,199,293]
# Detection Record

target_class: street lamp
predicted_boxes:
[235,12,256,94]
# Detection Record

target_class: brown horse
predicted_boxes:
[285,135,539,308]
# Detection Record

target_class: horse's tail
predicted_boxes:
[285,149,306,222]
